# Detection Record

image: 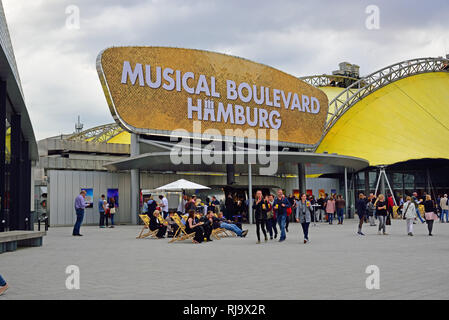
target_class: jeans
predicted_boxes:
[220,222,242,236]
[266,218,278,238]
[278,213,287,240]
[441,209,448,222]
[337,208,344,223]
[327,213,334,224]
[406,218,414,234]
[315,209,323,222]
[99,212,105,226]
[378,216,386,233]
[0,274,6,287]
[301,222,310,240]
[73,209,84,235]
[415,208,425,223]
[110,214,115,226]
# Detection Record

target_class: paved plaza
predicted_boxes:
[1,218,449,300]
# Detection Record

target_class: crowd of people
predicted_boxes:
[71,187,448,242]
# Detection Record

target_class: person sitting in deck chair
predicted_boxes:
[149,210,167,239]
[165,211,179,238]
[216,212,248,237]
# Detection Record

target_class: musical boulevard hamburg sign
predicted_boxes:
[97,46,328,147]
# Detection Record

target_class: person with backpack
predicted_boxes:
[412,192,425,223]
[402,196,417,236]
[439,194,448,223]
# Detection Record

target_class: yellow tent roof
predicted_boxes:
[316,72,449,165]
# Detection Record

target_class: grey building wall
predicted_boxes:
[48,169,340,226]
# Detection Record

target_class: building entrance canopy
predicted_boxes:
[104,150,369,174]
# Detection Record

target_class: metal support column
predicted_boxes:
[21,141,31,230]
[130,133,140,225]
[10,114,21,230]
[344,167,348,217]
[364,170,370,196]
[0,81,5,232]
[297,163,306,194]
[248,163,253,225]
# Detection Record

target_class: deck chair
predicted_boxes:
[169,215,196,243]
[211,227,227,240]
[136,214,158,239]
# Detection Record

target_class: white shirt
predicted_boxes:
[161,197,169,213]
[177,199,187,213]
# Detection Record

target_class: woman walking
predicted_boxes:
[253,190,268,243]
[375,194,388,235]
[266,194,278,240]
[424,194,438,236]
[326,195,336,224]
[296,193,312,243]
[402,196,416,236]
[108,197,116,228]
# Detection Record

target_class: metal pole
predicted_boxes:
[0,81,6,232]
[130,133,140,225]
[248,163,253,225]
[344,167,348,217]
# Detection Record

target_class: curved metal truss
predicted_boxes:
[299,74,362,88]
[316,57,449,148]
[67,123,124,143]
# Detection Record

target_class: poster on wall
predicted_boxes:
[331,189,337,195]
[293,189,300,199]
[306,189,313,196]
[107,189,119,207]
[318,189,326,198]
[81,188,93,208]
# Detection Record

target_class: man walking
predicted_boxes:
[98,194,106,228]
[159,195,169,219]
[73,190,86,236]
[440,194,449,223]
[273,189,290,242]
[412,192,425,223]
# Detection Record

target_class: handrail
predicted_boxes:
[299,74,362,88]
[316,57,449,149]
[67,123,124,143]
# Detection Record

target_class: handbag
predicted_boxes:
[110,207,116,214]
[286,207,292,216]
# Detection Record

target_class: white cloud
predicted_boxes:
[2,0,449,140]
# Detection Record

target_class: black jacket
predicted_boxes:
[253,199,268,220]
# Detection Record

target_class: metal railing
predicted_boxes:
[67,123,124,143]
[316,57,449,148]
[299,74,362,88]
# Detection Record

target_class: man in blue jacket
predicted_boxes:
[273,189,290,242]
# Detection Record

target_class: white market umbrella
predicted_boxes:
[155,179,210,192]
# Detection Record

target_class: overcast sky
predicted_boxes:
[3,0,449,140]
